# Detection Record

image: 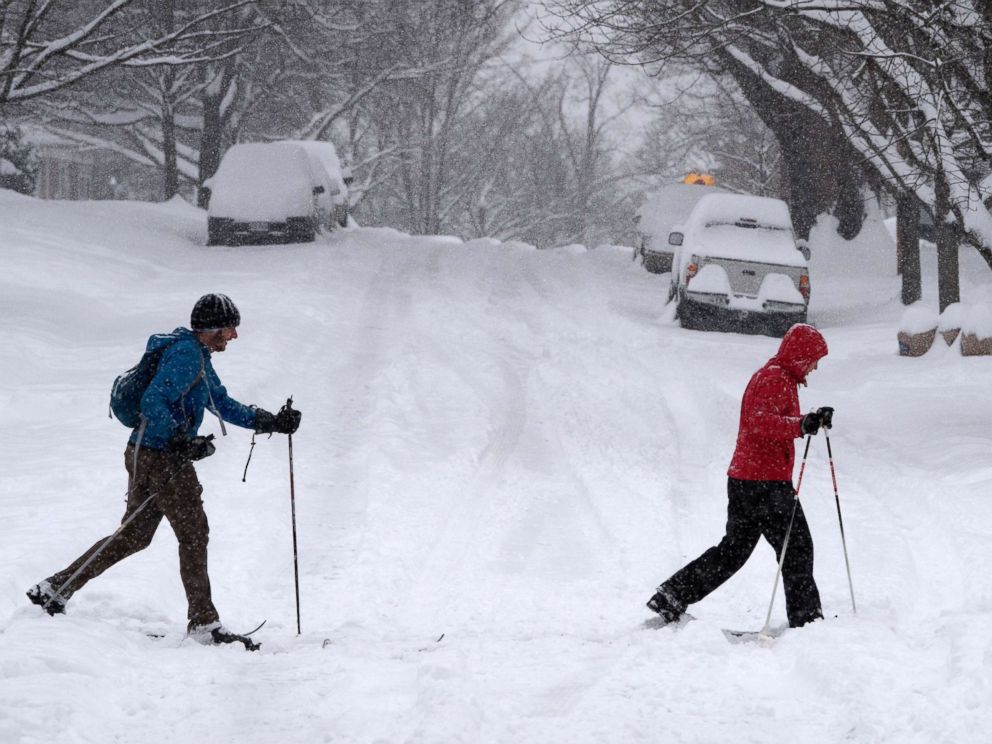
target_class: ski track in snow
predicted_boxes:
[1,192,992,743]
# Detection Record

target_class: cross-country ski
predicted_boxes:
[722,625,788,646]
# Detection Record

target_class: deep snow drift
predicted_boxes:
[1,191,991,743]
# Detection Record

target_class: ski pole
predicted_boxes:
[45,448,185,611]
[242,432,257,482]
[284,397,302,635]
[824,428,857,613]
[48,438,207,612]
[760,434,812,634]
[45,491,158,611]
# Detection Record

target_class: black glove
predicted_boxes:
[816,406,834,430]
[254,405,302,435]
[170,434,216,461]
[801,412,822,436]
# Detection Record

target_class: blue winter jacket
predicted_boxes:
[129,327,257,451]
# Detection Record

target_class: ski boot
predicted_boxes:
[188,621,261,652]
[26,580,66,616]
[646,587,685,626]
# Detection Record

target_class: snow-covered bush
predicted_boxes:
[938,302,965,345]
[960,304,992,356]
[898,302,938,335]
[962,304,992,339]
[897,302,937,357]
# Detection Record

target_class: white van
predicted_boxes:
[634,183,721,273]
[668,193,810,336]
[206,142,330,246]
[277,140,352,229]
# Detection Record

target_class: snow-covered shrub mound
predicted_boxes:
[961,303,992,355]
[938,302,965,345]
[899,302,938,334]
[897,301,938,356]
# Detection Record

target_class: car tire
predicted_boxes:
[679,308,701,331]
[679,311,701,331]
[677,294,705,331]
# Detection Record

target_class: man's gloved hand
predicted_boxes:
[254,406,302,435]
[170,434,216,461]
[801,412,822,436]
[816,406,834,429]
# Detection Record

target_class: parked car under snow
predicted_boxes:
[668,193,810,336]
[634,182,722,274]
[277,139,352,229]
[205,142,331,246]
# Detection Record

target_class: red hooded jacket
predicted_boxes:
[727,324,828,482]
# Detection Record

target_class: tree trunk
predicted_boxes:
[897,194,921,304]
[197,105,221,207]
[834,167,865,240]
[719,50,865,242]
[198,79,225,207]
[937,223,960,312]
[158,0,178,201]
[161,81,179,200]
[934,169,960,312]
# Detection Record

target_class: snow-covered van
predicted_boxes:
[276,140,351,229]
[206,142,330,246]
[634,182,722,274]
[668,193,810,336]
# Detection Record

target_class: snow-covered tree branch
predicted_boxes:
[0,0,256,107]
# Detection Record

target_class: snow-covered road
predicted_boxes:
[1,192,990,743]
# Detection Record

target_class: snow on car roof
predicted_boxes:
[636,183,722,236]
[209,142,317,221]
[278,140,346,189]
[216,141,311,172]
[692,192,793,230]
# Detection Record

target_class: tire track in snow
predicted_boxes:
[394,254,540,621]
[300,246,417,623]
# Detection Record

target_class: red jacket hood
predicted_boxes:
[771,324,828,384]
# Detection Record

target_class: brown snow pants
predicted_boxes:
[48,443,219,629]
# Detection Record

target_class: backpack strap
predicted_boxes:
[130,417,149,497]
[198,352,228,437]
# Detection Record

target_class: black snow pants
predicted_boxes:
[661,478,823,627]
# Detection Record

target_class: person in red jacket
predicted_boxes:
[647,323,833,628]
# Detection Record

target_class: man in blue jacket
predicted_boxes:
[27,294,301,647]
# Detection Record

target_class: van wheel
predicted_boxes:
[287,217,316,243]
[207,218,234,246]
